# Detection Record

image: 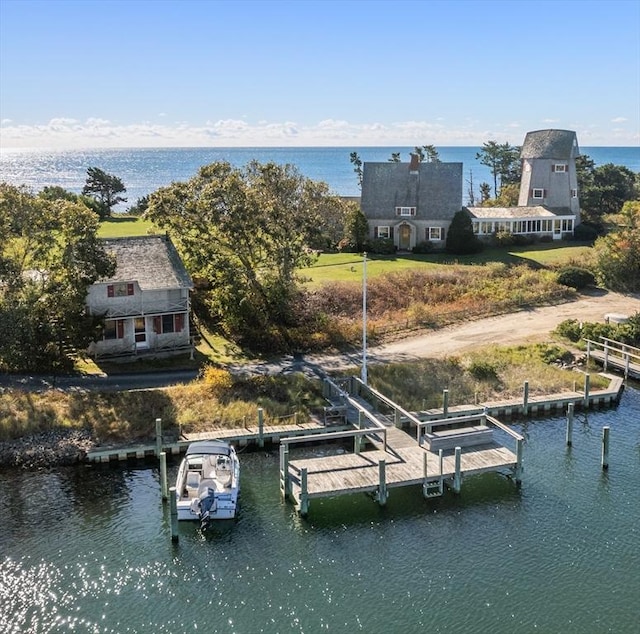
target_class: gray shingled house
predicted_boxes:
[360,154,463,250]
[466,129,580,241]
[86,235,193,360]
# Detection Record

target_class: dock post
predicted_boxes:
[355,412,364,454]
[586,340,591,363]
[601,426,610,470]
[625,353,630,379]
[394,408,402,428]
[442,389,449,418]
[453,447,462,494]
[583,374,591,409]
[155,418,162,457]
[481,406,488,427]
[160,451,168,501]
[257,407,264,448]
[299,468,309,516]
[377,460,387,506]
[279,443,290,500]
[515,438,523,486]
[422,451,428,498]
[523,381,529,416]
[169,486,179,543]
[566,403,574,446]
[603,341,609,371]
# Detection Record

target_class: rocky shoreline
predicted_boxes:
[0,429,96,469]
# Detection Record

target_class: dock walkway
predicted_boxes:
[586,337,640,380]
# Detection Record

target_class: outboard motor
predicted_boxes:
[198,487,217,532]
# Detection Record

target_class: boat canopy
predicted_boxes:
[185,440,231,457]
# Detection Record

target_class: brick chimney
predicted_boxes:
[409,153,420,173]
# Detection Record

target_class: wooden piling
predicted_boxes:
[584,374,590,409]
[602,426,610,470]
[279,443,290,500]
[155,418,162,458]
[523,381,529,415]
[515,438,523,485]
[566,403,574,446]
[300,468,309,516]
[442,389,449,418]
[257,407,264,448]
[160,451,168,501]
[377,460,387,506]
[453,447,462,493]
[169,486,179,543]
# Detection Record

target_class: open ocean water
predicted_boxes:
[0,387,639,633]
[1,146,639,211]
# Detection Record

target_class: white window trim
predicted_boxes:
[428,227,444,241]
[377,225,391,239]
[553,164,567,173]
[532,188,544,199]
[395,206,416,216]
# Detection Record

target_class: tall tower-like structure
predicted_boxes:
[518,129,581,222]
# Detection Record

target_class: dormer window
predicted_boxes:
[553,164,567,173]
[395,206,416,216]
[107,282,134,297]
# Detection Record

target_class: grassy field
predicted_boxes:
[302,243,593,286]
[98,215,158,238]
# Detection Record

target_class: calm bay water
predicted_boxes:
[1,387,639,633]
[1,146,638,211]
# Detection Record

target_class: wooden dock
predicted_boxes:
[586,337,640,380]
[281,378,523,515]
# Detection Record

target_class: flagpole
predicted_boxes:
[361,251,368,385]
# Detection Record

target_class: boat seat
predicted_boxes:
[185,471,201,495]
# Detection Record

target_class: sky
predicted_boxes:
[1,0,639,149]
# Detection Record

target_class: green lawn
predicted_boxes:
[301,243,593,285]
[98,216,158,238]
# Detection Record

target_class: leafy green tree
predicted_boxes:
[82,167,127,218]
[145,161,348,349]
[0,183,115,372]
[593,201,640,292]
[127,194,150,216]
[342,203,369,252]
[482,183,520,207]
[479,182,492,203]
[445,209,483,255]
[578,159,638,230]
[476,141,521,197]
[388,152,401,162]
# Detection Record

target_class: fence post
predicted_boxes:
[257,407,264,448]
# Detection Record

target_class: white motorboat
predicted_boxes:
[175,440,240,527]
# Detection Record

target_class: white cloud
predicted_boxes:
[1,116,637,150]
[611,117,627,123]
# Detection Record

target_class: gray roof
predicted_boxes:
[361,161,462,220]
[100,235,193,290]
[520,129,579,159]
[465,205,572,219]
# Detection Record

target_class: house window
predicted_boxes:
[107,282,134,297]
[532,188,544,199]
[562,219,573,232]
[153,313,186,334]
[395,206,416,216]
[377,226,391,239]
[103,319,125,340]
[428,227,444,241]
[571,188,578,198]
[553,164,567,173]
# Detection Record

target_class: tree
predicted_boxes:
[445,209,483,255]
[476,141,521,197]
[388,152,401,162]
[578,159,638,230]
[349,152,363,188]
[479,182,492,203]
[82,167,127,218]
[0,183,115,372]
[342,203,369,252]
[145,161,349,349]
[593,201,640,292]
[415,145,440,163]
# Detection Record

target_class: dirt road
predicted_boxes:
[305,290,640,372]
